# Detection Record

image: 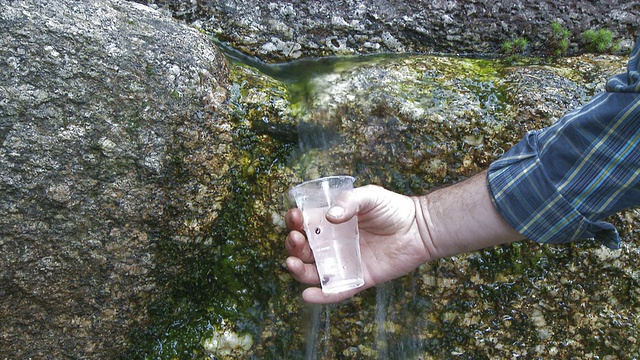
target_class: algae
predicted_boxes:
[124,122,298,358]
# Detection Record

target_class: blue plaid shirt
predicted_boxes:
[488,37,640,249]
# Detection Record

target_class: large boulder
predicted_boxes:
[140,0,639,61]
[0,0,230,357]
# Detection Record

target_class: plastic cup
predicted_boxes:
[289,176,365,294]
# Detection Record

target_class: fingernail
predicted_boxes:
[326,206,345,219]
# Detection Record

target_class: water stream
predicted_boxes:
[218,37,416,357]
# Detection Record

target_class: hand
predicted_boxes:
[285,185,430,304]
[284,171,522,304]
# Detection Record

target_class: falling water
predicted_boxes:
[304,304,320,360]
[217,37,441,357]
[374,283,390,359]
[304,304,334,360]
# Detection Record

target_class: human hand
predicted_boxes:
[285,185,430,304]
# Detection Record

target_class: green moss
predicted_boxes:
[123,126,297,358]
[500,37,531,63]
[551,22,570,40]
[145,63,155,76]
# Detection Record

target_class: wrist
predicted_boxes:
[412,171,523,261]
[411,195,439,262]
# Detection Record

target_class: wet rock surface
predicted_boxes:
[286,55,625,188]
[141,0,639,61]
[0,0,230,357]
[220,53,639,359]
[2,0,639,358]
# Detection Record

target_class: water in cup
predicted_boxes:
[289,176,365,294]
[303,206,363,293]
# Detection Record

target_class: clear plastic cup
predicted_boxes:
[289,176,365,294]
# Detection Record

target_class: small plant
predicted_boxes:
[549,21,571,56]
[582,28,614,53]
[501,37,529,55]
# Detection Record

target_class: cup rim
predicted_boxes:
[290,175,355,190]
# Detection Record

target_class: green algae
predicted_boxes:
[124,123,298,358]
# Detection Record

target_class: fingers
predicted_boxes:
[285,256,320,284]
[285,212,368,303]
[285,229,318,284]
[285,230,314,262]
[285,208,304,231]
[286,188,381,304]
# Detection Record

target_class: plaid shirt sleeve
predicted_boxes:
[487,37,640,249]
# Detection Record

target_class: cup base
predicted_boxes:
[321,278,365,294]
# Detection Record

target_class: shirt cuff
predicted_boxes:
[486,131,621,249]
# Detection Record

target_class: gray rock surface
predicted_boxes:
[0,0,230,357]
[140,0,639,62]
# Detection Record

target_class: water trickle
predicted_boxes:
[297,121,342,152]
[305,304,332,359]
[375,283,391,359]
[305,304,321,360]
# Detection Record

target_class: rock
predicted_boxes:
[245,53,640,359]
[0,0,230,357]
[140,0,639,62]
[2,0,639,357]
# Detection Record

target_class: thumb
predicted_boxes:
[325,204,351,224]
[325,186,374,224]
[325,188,358,224]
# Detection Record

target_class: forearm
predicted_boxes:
[413,170,524,260]
[484,39,640,250]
